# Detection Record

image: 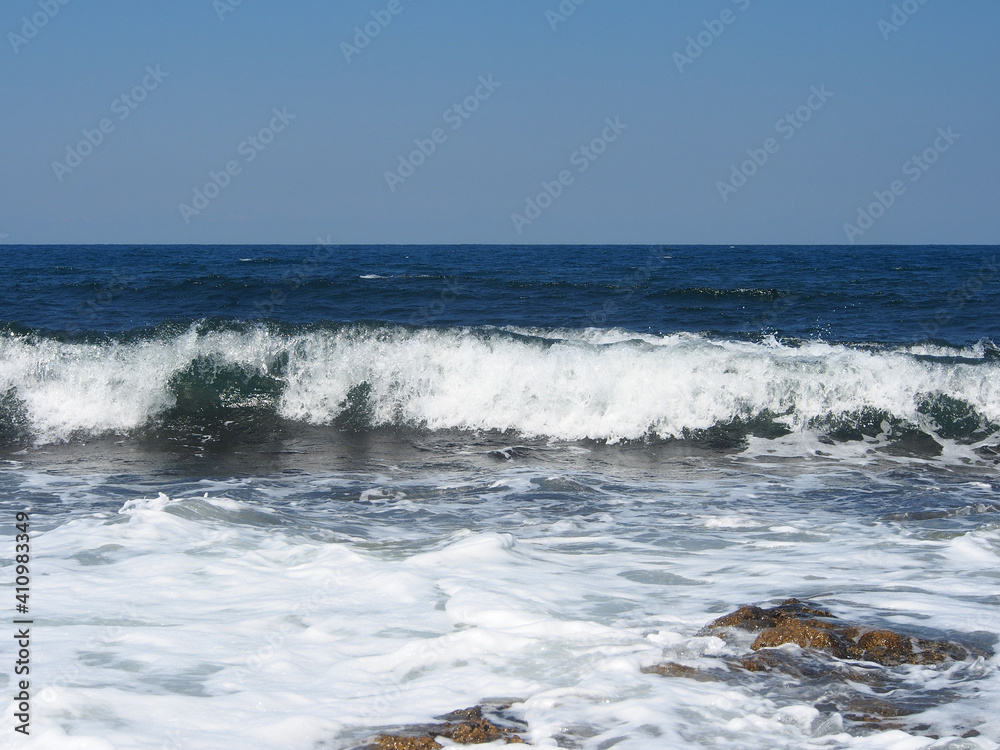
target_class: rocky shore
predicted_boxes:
[645,598,991,735]
[352,598,991,746]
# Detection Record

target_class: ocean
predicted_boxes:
[1,244,998,749]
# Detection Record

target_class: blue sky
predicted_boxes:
[1,0,998,245]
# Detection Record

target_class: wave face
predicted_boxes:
[1,322,998,450]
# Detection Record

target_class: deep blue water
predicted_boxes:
[1,244,998,457]
[3,245,997,345]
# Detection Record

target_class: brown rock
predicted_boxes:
[438,707,485,723]
[704,598,838,634]
[736,650,831,678]
[705,598,978,668]
[738,654,774,672]
[851,629,914,666]
[375,736,442,750]
[687,599,992,739]
[641,662,720,681]
[436,705,524,744]
[842,715,906,731]
[769,598,837,620]
[751,619,851,658]
[368,705,525,748]
[913,636,971,664]
[844,695,916,718]
[707,605,777,631]
[439,718,511,744]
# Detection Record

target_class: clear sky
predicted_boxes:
[1,0,998,245]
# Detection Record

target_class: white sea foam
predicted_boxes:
[2,465,997,749]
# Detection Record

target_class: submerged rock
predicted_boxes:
[640,661,721,682]
[363,705,526,749]
[436,706,525,744]
[707,599,836,631]
[702,597,973,666]
[645,598,990,736]
[373,737,442,750]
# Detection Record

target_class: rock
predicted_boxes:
[640,662,720,681]
[374,736,442,750]
[702,598,973,667]
[706,605,777,631]
[750,618,851,658]
[367,705,525,748]
[844,695,914,719]
[737,649,838,679]
[644,598,989,738]
[853,629,913,666]
[436,706,523,744]
[704,598,836,632]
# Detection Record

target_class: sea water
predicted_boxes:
[1,245,998,749]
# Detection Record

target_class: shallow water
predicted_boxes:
[2,444,999,749]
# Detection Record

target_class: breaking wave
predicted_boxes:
[1,321,997,452]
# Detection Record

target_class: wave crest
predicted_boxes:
[0,322,997,450]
